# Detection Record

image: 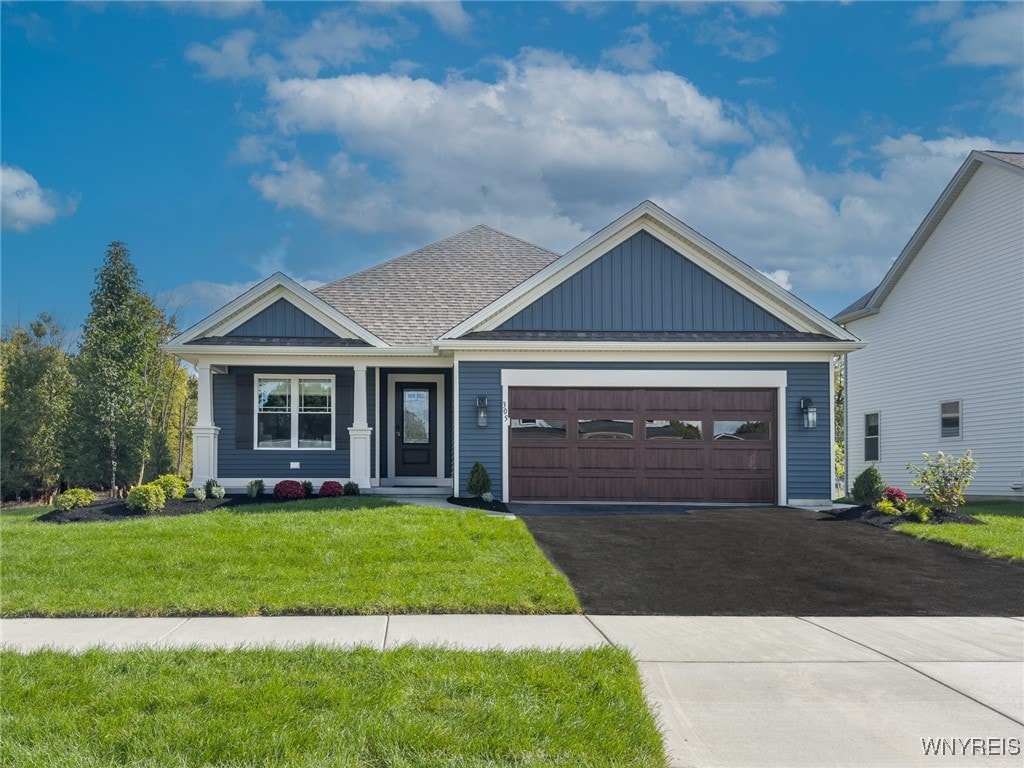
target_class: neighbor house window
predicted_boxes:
[256,375,334,449]
[940,400,961,439]
[864,413,879,461]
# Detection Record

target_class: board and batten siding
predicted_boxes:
[458,361,830,502]
[213,366,357,480]
[498,231,792,333]
[845,163,1024,497]
[226,298,339,338]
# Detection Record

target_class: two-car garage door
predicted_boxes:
[508,387,777,503]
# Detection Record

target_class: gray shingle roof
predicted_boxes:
[833,289,876,322]
[313,225,559,346]
[982,151,1024,168]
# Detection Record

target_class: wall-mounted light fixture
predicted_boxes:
[800,398,817,430]
[476,396,488,427]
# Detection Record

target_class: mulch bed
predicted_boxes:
[828,504,985,530]
[39,495,277,524]
[447,496,511,514]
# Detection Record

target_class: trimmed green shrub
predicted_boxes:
[152,474,187,500]
[343,481,360,496]
[851,466,884,506]
[874,499,899,516]
[301,480,314,498]
[204,478,219,497]
[467,461,491,497]
[907,450,979,514]
[127,484,166,513]
[246,479,265,498]
[54,488,96,511]
[193,486,207,501]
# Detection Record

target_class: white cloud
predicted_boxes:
[162,1,262,19]
[279,11,392,76]
[943,4,1023,68]
[696,9,779,62]
[185,29,274,79]
[759,269,792,291]
[1,164,77,233]
[421,2,472,37]
[602,23,662,71]
[260,51,749,244]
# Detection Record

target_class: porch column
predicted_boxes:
[348,364,372,489]
[192,362,220,488]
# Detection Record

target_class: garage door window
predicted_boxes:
[645,419,702,440]
[510,418,567,438]
[713,420,771,440]
[578,419,634,439]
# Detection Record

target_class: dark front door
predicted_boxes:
[395,382,437,476]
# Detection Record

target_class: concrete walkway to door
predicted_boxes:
[3,614,1023,767]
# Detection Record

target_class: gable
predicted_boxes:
[225,298,339,338]
[497,230,793,333]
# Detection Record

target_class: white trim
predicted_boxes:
[386,373,446,483]
[373,367,381,486]
[453,349,836,363]
[166,272,387,348]
[443,201,857,342]
[253,373,336,451]
[453,358,461,495]
[163,347,443,365]
[437,340,863,354]
[499,368,789,504]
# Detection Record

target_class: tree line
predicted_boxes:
[1,242,196,501]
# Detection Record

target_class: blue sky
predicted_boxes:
[2,1,1022,339]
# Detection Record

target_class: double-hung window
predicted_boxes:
[864,412,880,461]
[256,375,334,450]
[940,400,961,439]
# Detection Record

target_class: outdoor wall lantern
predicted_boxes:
[476,396,488,427]
[800,398,817,429]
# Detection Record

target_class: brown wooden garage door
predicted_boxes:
[508,387,777,503]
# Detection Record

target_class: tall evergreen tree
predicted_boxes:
[0,314,72,500]
[69,242,167,493]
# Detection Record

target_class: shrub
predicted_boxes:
[467,461,491,497]
[883,487,908,507]
[851,466,884,506]
[481,491,494,503]
[54,488,96,511]
[319,481,345,497]
[193,486,207,501]
[246,479,265,499]
[152,474,187,500]
[343,481,360,496]
[127,484,166,513]
[874,499,900,516]
[204,478,219,497]
[907,450,979,514]
[273,480,305,501]
[301,480,314,498]
[210,484,226,499]
[903,499,932,523]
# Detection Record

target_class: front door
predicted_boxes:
[395,382,437,476]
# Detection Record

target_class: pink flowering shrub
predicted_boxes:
[273,480,305,500]
[319,481,345,497]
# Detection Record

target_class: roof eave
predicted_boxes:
[434,339,865,353]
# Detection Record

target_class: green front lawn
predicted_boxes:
[0,499,579,616]
[1,645,666,768]
[896,500,1024,561]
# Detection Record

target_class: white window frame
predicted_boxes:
[254,374,335,451]
[864,412,880,462]
[939,400,962,440]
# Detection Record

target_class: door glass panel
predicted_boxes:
[713,420,771,440]
[403,389,429,444]
[577,418,634,440]
[509,418,567,438]
[645,419,702,440]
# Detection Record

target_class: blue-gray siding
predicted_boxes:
[226,298,339,338]
[458,361,830,501]
[214,366,353,479]
[498,231,792,333]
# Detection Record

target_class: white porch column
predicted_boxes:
[192,362,220,488]
[348,364,372,489]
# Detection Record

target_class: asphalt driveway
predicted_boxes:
[513,505,1024,615]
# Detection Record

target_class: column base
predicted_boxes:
[348,426,373,491]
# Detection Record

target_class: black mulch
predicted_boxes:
[40,495,275,524]
[447,496,511,514]
[516,506,1024,616]
[831,504,984,529]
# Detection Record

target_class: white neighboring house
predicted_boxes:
[835,150,1024,498]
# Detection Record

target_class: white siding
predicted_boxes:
[845,164,1024,498]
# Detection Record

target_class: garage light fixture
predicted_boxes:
[800,398,817,429]
[476,396,488,427]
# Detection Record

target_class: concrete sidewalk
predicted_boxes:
[3,615,1023,767]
